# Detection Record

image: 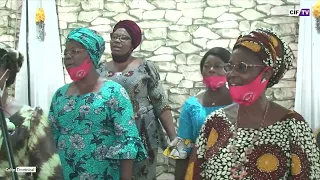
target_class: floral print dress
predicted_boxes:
[186,107,320,180]
[49,80,147,180]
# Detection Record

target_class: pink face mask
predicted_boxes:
[203,76,227,91]
[66,58,92,81]
[228,67,270,106]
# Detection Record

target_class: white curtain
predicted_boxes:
[15,0,65,114]
[295,0,320,131]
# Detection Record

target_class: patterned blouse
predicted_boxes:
[186,107,320,180]
[49,80,147,180]
[98,60,169,151]
[0,106,63,179]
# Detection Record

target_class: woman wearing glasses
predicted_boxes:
[49,28,147,180]
[186,28,320,180]
[98,20,176,179]
[163,47,233,179]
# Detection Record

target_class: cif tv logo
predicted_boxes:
[289,8,310,16]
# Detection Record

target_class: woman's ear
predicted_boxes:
[262,68,274,81]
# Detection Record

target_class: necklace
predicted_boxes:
[229,102,270,179]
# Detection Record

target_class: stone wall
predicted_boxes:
[58,0,299,114]
[0,0,299,178]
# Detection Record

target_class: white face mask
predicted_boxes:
[0,69,9,97]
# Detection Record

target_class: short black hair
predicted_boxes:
[200,47,231,72]
[0,43,24,87]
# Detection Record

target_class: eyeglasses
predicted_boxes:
[203,64,225,70]
[223,62,265,73]
[62,48,85,59]
[110,33,131,42]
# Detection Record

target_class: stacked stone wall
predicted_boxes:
[0,0,299,178]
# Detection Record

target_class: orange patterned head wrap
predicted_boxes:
[233,28,294,88]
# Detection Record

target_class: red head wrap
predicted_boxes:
[113,20,142,50]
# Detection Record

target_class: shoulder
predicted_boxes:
[101,80,130,100]
[142,60,159,74]
[282,111,310,128]
[195,91,205,103]
[207,107,228,120]
[102,80,125,92]
[201,107,231,131]
[196,108,231,148]
[97,59,109,70]
[17,105,42,116]
[20,106,46,118]
[52,84,69,97]
[183,96,200,108]
[267,110,314,136]
[15,106,49,128]
[97,60,111,76]
[105,61,113,69]
[143,60,157,70]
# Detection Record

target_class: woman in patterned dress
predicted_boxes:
[163,47,233,179]
[186,28,320,180]
[49,28,147,180]
[0,43,63,179]
[98,20,177,179]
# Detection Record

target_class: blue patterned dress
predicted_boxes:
[49,80,147,180]
[164,96,228,159]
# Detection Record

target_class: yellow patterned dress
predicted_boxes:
[0,106,63,180]
[186,107,320,180]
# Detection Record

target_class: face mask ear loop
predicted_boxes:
[261,67,271,84]
[0,53,7,60]
[1,80,7,97]
[0,69,9,105]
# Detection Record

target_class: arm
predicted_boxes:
[121,160,133,180]
[28,107,63,180]
[289,115,320,179]
[145,61,176,141]
[159,110,176,141]
[175,101,194,179]
[107,83,147,180]
[48,93,58,142]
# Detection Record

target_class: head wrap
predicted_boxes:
[67,28,105,68]
[113,20,142,50]
[0,42,24,72]
[233,28,294,88]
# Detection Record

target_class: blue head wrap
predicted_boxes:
[67,28,105,68]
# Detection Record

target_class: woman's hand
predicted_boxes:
[159,110,177,141]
